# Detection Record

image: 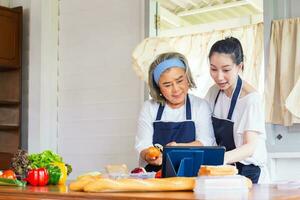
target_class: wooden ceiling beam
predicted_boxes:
[160,6,192,27]
[215,0,225,3]
[169,0,188,9]
[159,14,263,37]
[200,0,210,5]
[185,0,198,7]
[245,0,263,12]
[177,0,250,17]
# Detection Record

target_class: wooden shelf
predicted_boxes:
[0,66,20,72]
[0,5,22,169]
[0,124,19,130]
[0,100,20,106]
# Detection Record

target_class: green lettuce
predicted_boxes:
[28,150,63,169]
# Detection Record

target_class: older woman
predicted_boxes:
[135,52,215,172]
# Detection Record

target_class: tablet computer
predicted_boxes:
[162,146,225,178]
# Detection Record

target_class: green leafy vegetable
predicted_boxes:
[28,150,63,169]
[0,177,26,187]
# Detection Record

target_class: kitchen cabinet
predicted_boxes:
[0,5,22,169]
[268,152,300,181]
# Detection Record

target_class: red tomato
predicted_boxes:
[1,170,17,179]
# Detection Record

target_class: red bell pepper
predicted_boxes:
[24,168,49,186]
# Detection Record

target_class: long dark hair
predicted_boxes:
[209,37,244,70]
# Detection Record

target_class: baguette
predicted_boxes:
[69,175,102,191]
[83,177,195,192]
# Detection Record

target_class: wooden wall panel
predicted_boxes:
[0,5,22,170]
[0,6,21,68]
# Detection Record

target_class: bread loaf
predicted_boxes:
[70,177,195,192]
[199,165,238,176]
[69,175,102,191]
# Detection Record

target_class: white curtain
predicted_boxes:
[265,18,300,126]
[132,23,264,98]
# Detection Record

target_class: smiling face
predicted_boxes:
[209,52,242,96]
[158,67,189,108]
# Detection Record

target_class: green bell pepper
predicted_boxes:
[47,165,61,185]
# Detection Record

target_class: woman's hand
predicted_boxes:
[167,140,203,147]
[166,141,178,146]
[223,152,229,165]
[145,153,162,166]
[140,147,162,166]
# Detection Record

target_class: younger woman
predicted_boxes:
[205,37,267,183]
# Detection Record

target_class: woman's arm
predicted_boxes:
[167,140,203,146]
[225,88,265,164]
[224,131,258,164]
[135,101,156,165]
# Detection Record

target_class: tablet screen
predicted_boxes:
[162,146,225,177]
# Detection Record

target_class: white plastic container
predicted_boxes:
[194,175,250,198]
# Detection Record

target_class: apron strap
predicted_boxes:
[212,76,243,120]
[186,95,192,120]
[212,90,221,114]
[155,95,191,120]
[227,76,242,120]
[156,104,164,121]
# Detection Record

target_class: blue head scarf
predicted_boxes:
[153,58,186,85]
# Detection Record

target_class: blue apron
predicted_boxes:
[145,95,196,172]
[212,76,261,183]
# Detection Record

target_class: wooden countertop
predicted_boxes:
[0,184,300,200]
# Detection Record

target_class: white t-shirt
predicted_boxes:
[205,85,267,167]
[135,94,216,156]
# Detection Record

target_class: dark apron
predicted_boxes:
[145,95,196,172]
[211,76,261,183]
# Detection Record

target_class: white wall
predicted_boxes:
[9,0,58,153]
[0,0,9,7]
[57,0,145,178]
